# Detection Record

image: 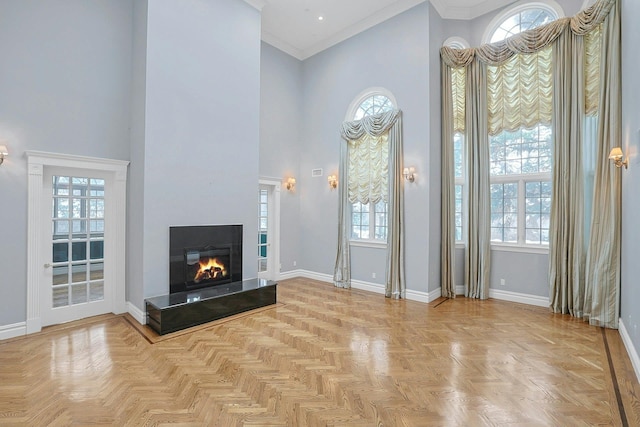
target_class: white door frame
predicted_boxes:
[258,179,281,281]
[26,151,129,334]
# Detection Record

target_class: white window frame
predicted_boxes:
[482,0,564,44]
[345,87,397,248]
[489,172,551,253]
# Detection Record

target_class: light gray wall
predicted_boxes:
[127,0,148,307]
[128,0,261,305]
[621,0,640,365]
[259,42,303,274]
[297,3,431,292]
[0,0,133,325]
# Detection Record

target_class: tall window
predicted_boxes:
[485,2,560,247]
[347,90,396,243]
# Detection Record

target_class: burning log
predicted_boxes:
[193,257,227,283]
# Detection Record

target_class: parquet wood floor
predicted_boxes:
[1,277,639,426]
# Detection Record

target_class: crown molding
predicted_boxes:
[263,0,426,60]
[429,0,515,20]
[244,0,267,12]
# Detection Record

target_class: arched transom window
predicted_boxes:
[486,2,562,43]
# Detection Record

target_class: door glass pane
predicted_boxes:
[258,188,269,274]
[51,175,105,308]
[53,287,69,308]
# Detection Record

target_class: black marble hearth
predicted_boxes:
[145,278,276,335]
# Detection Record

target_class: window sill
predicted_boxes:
[490,244,549,254]
[455,242,549,254]
[350,240,387,249]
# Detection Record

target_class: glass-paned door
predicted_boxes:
[42,170,112,326]
[258,187,269,278]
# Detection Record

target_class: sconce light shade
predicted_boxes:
[0,145,8,166]
[403,166,416,182]
[608,147,628,169]
[286,177,296,191]
[328,174,338,189]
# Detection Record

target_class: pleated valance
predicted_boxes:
[445,0,607,136]
[440,0,614,67]
[341,109,401,140]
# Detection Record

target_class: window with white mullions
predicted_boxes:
[489,124,552,246]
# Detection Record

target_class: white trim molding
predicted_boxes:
[619,319,640,384]
[127,302,146,326]
[489,288,549,307]
[0,322,27,341]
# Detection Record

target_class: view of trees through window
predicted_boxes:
[489,124,552,245]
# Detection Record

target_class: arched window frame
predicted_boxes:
[345,87,397,247]
[482,0,564,44]
[443,36,470,50]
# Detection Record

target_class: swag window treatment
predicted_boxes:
[334,109,406,299]
[440,0,621,328]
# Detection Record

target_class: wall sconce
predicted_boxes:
[328,174,338,189]
[285,177,296,191]
[0,145,8,166]
[608,147,628,169]
[403,166,416,182]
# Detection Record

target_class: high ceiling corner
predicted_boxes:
[259,0,519,60]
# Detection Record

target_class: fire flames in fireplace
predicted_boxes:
[194,257,228,283]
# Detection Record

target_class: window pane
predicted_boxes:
[524,180,551,245]
[490,182,518,243]
[454,133,464,178]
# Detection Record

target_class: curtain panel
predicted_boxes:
[439,0,621,328]
[334,110,406,299]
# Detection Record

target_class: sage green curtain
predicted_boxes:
[334,139,351,288]
[440,61,457,299]
[334,110,406,298]
[549,29,587,317]
[440,0,621,326]
[584,0,621,328]
[385,113,405,299]
[464,60,491,299]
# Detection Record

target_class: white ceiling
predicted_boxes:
[258,0,518,60]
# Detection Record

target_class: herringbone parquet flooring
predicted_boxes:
[1,278,639,426]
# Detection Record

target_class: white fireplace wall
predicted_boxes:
[127,0,261,308]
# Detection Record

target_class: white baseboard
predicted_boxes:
[127,302,146,325]
[0,321,27,341]
[619,318,640,384]
[281,270,442,303]
[489,288,549,307]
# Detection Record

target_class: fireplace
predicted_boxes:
[169,225,242,294]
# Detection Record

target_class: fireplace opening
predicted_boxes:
[170,225,242,294]
[185,246,231,286]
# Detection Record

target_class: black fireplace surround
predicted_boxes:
[169,225,242,294]
[146,224,276,335]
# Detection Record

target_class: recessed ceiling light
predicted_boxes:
[318,16,324,21]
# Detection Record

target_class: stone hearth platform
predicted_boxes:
[145,278,277,335]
